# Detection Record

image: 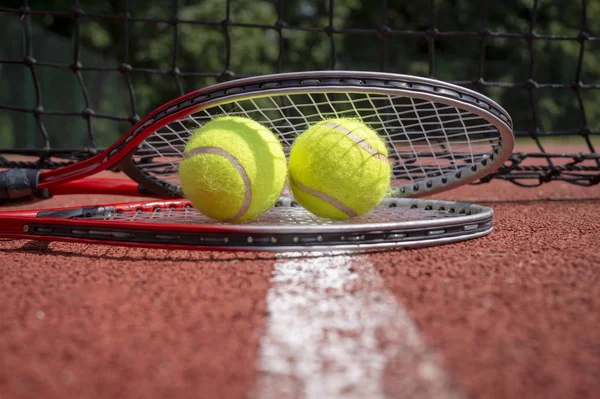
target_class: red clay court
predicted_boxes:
[1,176,599,398]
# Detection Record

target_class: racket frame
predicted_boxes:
[1,71,513,202]
[0,198,494,251]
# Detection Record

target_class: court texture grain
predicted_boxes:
[1,157,598,399]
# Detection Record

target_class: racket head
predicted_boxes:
[117,71,513,198]
[0,197,493,251]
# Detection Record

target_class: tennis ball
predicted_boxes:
[288,118,391,220]
[179,116,287,222]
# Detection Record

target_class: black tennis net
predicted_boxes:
[0,0,598,187]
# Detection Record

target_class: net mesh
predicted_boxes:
[0,0,598,187]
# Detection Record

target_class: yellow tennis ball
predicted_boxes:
[179,116,287,222]
[288,118,391,220]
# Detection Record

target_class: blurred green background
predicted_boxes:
[0,0,599,151]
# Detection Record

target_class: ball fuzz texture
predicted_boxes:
[288,118,391,220]
[179,116,287,222]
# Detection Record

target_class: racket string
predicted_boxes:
[131,91,501,190]
[88,202,462,225]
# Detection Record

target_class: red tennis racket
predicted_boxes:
[0,71,513,204]
[0,197,494,251]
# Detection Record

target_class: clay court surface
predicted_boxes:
[1,174,599,398]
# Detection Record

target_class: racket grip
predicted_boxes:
[0,169,48,203]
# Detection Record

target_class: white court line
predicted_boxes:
[252,253,464,399]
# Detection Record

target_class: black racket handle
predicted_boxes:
[0,169,49,203]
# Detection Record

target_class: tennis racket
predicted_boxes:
[0,71,514,203]
[0,197,493,251]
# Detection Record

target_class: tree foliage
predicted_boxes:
[0,0,598,148]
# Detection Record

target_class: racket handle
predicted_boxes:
[0,169,48,203]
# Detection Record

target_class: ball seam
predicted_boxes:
[289,175,358,218]
[323,121,388,162]
[183,147,251,221]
